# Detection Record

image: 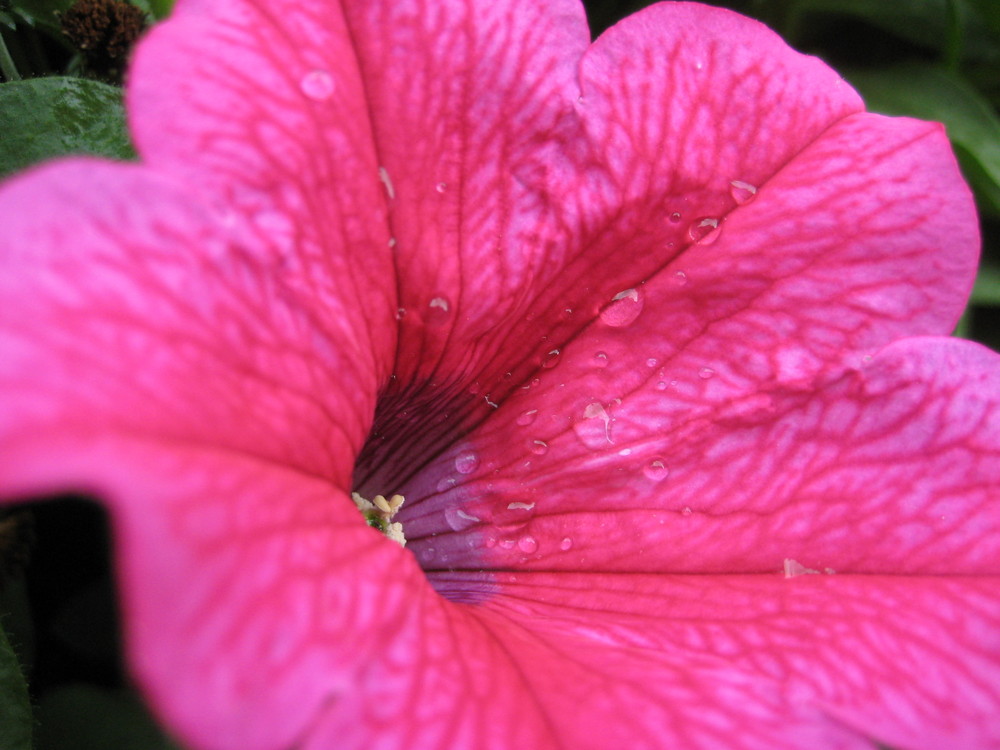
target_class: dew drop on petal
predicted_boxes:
[435,182,447,194]
[594,351,609,368]
[698,367,715,379]
[516,409,538,426]
[668,211,682,224]
[455,451,479,474]
[672,270,688,286]
[378,166,395,200]
[688,217,721,244]
[681,506,693,516]
[395,307,407,320]
[643,459,669,482]
[600,288,643,327]
[499,538,516,550]
[729,179,758,205]
[485,536,497,549]
[655,381,668,390]
[529,439,548,456]
[541,349,561,369]
[507,501,536,512]
[646,358,658,368]
[300,69,335,100]
[560,537,573,551]
[445,507,481,531]
[518,536,538,554]
[427,296,451,325]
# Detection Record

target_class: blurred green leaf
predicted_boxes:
[846,63,1000,217]
[37,684,183,750]
[6,0,71,32]
[0,619,32,750]
[0,76,134,179]
[972,261,1000,304]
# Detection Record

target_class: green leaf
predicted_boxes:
[845,63,1000,217]
[6,0,71,32]
[0,618,32,750]
[0,76,134,180]
[37,684,183,750]
[972,261,1000,305]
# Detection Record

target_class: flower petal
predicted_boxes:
[429,570,1000,750]
[410,337,1000,576]
[0,161,385,479]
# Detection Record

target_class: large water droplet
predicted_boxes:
[529,439,548,456]
[643,459,669,482]
[445,507,481,531]
[516,409,538,426]
[455,451,479,474]
[517,536,538,554]
[729,180,758,205]
[559,537,573,551]
[541,349,561,369]
[574,402,613,448]
[688,217,721,244]
[300,70,335,100]
[600,288,643,328]
[426,296,451,326]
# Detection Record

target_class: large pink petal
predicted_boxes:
[430,570,1000,750]
[406,337,1000,576]
[353,1,977,493]
[0,161,385,479]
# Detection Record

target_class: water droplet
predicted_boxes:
[517,536,538,554]
[378,166,395,200]
[643,459,669,482]
[529,440,548,455]
[655,381,668,391]
[426,296,451,325]
[300,69,335,100]
[681,506,692,516]
[594,351,609,368]
[600,288,643,327]
[388,237,397,248]
[694,59,704,70]
[668,211,682,224]
[455,451,479,474]
[395,307,407,320]
[672,270,688,286]
[541,349,561,369]
[499,538,516,550]
[507,501,536,512]
[645,357,658,368]
[617,448,632,456]
[516,409,538,426]
[729,180,758,205]
[435,182,447,194]
[688,217,721,244]
[485,536,497,548]
[445,507,481,531]
[698,367,715,380]
[574,402,613,448]
[560,537,573,551]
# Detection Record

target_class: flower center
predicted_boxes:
[351,492,406,546]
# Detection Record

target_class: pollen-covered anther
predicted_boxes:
[351,492,407,547]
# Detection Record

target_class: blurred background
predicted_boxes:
[1,0,997,748]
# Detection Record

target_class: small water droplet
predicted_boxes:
[694,59,704,70]
[427,296,451,325]
[516,409,538,426]
[517,536,538,554]
[395,307,407,320]
[485,536,497,548]
[668,211,682,224]
[600,288,643,327]
[455,451,479,474]
[445,507,481,531]
[593,351,609,368]
[655,381,668,391]
[645,357,658,368]
[672,270,688,285]
[435,182,447,194]
[560,537,573,551]
[729,179,758,205]
[541,349,561,369]
[681,506,692,516]
[388,237,397,248]
[300,69,335,100]
[643,459,669,482]
[698,367,715,380]
[688,217,721,244]
[499,538,516,550]
[617,448,632,456]
[507,501,536,512]
[529,440,548,455]
[378,166,395,200]
[436,476,457,493]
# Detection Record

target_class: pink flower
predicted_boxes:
[1,0,998,748]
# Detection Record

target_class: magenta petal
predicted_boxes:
[410,338,999,576]
[0,161,386,479]
[424,571,1000,750]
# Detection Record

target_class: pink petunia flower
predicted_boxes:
[2,0,999,748]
